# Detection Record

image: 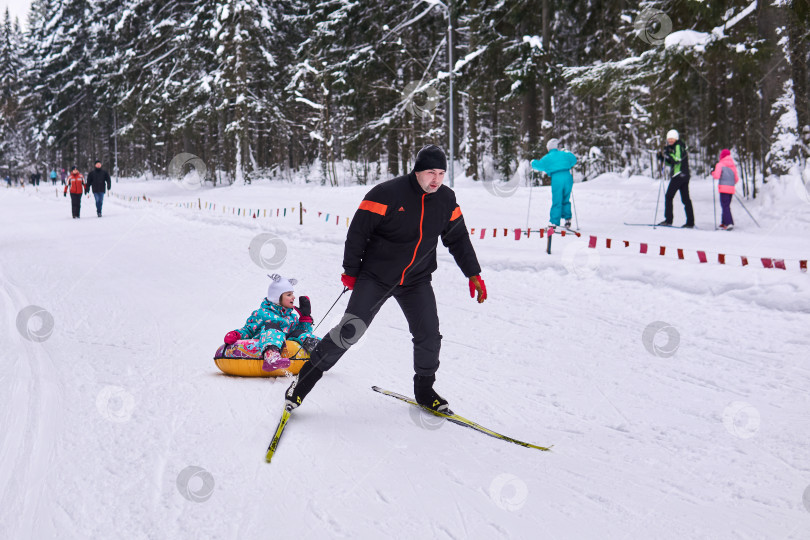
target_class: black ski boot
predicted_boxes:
[414,374,449,412]
[285,360,323,410]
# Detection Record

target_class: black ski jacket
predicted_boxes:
[87,168,112,193]
[344,172,481,287]
[660,140,690,179]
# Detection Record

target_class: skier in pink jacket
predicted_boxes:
[711,149,739,230]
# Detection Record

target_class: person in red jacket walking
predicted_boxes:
[285,145,487,413]
[711,149,739,230]
[63,166,87,218]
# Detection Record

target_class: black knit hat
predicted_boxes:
[413,145,447,172]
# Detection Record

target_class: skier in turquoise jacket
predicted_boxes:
[530,138,578,227]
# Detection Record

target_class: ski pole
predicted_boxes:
[571,187,579,230]
[734,194,761,228]
[313,287,349,332]
[525,170,535,232]
[653,159,666,228]
[712,177,717,230]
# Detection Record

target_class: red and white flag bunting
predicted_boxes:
[583,234,804,272]
[105,194,807,272]
[465,225,805,273]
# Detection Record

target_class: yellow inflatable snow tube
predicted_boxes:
[214,340,310,377]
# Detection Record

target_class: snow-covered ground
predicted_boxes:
[2,171,809,539]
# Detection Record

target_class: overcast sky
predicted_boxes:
[1,0,31,27]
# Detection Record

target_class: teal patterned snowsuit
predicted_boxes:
[231,298,318,354]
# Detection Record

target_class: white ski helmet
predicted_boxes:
[666,129,679,141]
[546,138,559,151]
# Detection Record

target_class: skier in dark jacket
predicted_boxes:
[87,160,111,217]
[285,145,487,413]
[656,129,694,228]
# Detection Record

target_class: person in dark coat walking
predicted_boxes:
[285,145,487,413]
[87,160,111,217]
[656,129,695,228]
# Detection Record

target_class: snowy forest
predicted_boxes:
[0,0,809,186]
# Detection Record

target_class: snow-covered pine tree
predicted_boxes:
[19,0,54,167]
[34,0,101,168]
[1,0,807,181]
[0,8,26,176]
[214,0,278,184]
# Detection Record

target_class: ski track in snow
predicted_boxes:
[0,260,64,539]
[2,175,809,539]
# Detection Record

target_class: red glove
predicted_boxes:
[223,330,241,345]
[341,273,356,290]
[469,275,487,303]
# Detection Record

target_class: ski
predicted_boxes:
[624,222,671,227]
[265,406,293,463]
[371,386,552,452]
[624,222,696,229]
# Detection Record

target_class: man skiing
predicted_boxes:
[530,138,578,228]
[87,159,112,217]
[285,145,486,413]
[656,129,694,228]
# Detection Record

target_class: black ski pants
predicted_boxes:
[70,193,82,218]
[309,277,442,376]
[664,173,694,225]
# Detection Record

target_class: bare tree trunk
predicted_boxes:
[450,1,460,160]
[523,74,539,156]
[788,5,809,132]
[757,1,789,177]
[541,0,552,133]
[466,0,480,181]
[466,96,479,180]
[386,129,398,177]
[492,94,499,159]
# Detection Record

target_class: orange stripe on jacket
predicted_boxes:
[450,206,462,221]
[400,193,426,285]
[358,200,387,216]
